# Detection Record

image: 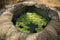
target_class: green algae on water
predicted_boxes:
[15,12,48,33]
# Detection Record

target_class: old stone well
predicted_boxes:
[0,1,60,40]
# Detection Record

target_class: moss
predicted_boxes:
[15,12,48,33]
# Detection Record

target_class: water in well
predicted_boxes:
[15,12,48,33]
[12,6,50,33]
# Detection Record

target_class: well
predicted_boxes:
[0,1,60,40]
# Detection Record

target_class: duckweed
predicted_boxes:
[15,12,48,33]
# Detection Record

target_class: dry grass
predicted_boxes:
[55,0,60,4]
[0,0,60,8]
[29,0,60,7]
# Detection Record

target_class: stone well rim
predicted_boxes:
[0,1,59,40]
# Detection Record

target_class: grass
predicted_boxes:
[53,0,60,4]
[48,0,60,5]
[15,12,48,33]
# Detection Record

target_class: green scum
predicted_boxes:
[15,12,48,33]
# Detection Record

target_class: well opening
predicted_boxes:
[12,6,51,33]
